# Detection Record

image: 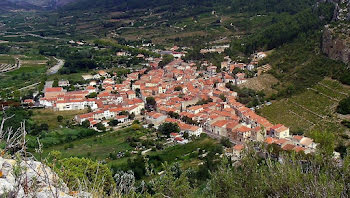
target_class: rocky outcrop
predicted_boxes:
[322,24,350,64]
[319,0,350,21]
[0,157,91,198]
[321,0,350,64]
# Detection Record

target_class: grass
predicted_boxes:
[239,74,279,97]
[31,109,87,130]
[41,123,220,174]
[260,78,350,138]
[42,130,133,160]
[0,55,15,64]
[0,62,47,90]
[42,125,147,161]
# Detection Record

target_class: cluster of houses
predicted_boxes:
[39,69,146,127]
[125,58,316,155]
[38,51,317,156]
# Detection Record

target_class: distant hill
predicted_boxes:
[7,0,79,9]
[0,0,39,10]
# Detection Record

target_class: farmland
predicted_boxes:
[260,78,350,140]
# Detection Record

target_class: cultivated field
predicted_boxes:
[260,79,350,137]
[239,74,279,97]
[32,109,87,130]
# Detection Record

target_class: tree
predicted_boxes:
[159,54,174,68]
[152,163,193,198]
[109,120,119,126]
[86,92,97,98]
[135,88,141,98]
[146,97,157,110]
[158,122,180,137]
[183,132,189,139]
[82,120,90,128]
[232,67,243,75]
[57,115,64,122]
[168,111,180,119]
[96,123,106,131]
[220,137,232,148]
[128,113,135,120]
[336,97,350,115]
[53,77,59,87]
[174,86,182,91]
[219,94,227,102]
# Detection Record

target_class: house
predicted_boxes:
[75,113,94,124]
[116,115,129,123]
[98,70,108,77]
[174,137,189,144]
[82,75,94,81]
[127,90,136,99]
[231,125,251,143]
[89,81,97,86]
[269,124,290,139]
[211,120,230,136]
[86,86,97,94]
[187,125,202,137]
[58,80,70,87]
[232,144,244,158]
[246,64,255,71]
[187,105,203,114]
[116,51,128,56]
[256,52,267,60]
[56,99,97,111]
[145,112,167,128]
[44,87,66,98]
[292,136,317,149]
[22,99,34,105]
[207,66,217,76]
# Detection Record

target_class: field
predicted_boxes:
[260,78,350,138]
[0,55,48,95]
[0,55,15,64]
[41,123,219,173]
[31,109,87,130]
[239,74,279,97]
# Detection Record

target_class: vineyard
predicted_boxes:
[260,79,350,136]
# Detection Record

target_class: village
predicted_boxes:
[26,48,319,161]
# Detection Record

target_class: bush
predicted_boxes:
[336,97,350,115]
[28,128,96,148]
[56,157,115,193]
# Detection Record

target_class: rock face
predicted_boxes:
[0,157,91,198]
[322,0,350,65]
[322,24,350,64]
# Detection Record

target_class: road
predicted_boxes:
[46,57,64,75]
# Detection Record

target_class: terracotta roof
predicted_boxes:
[282,144,296,151]
[45,87,63,92]
[233,144,244,151]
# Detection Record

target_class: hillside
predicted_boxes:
[0,0,39,11]
[5,0,78,9]
[1,0,350,197]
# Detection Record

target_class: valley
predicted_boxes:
[0,0,350,197]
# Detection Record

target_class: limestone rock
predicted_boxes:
[0,157,92,198]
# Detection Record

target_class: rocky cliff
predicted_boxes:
[322,0,350,64]
[322,24,350,64]
[0,157,91,198]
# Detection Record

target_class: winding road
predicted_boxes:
[46,57,64,75]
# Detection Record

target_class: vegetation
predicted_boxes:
[53,156,115,194]
[337,97,350,115]
[158,122,180,137]
[260,79,349,140]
